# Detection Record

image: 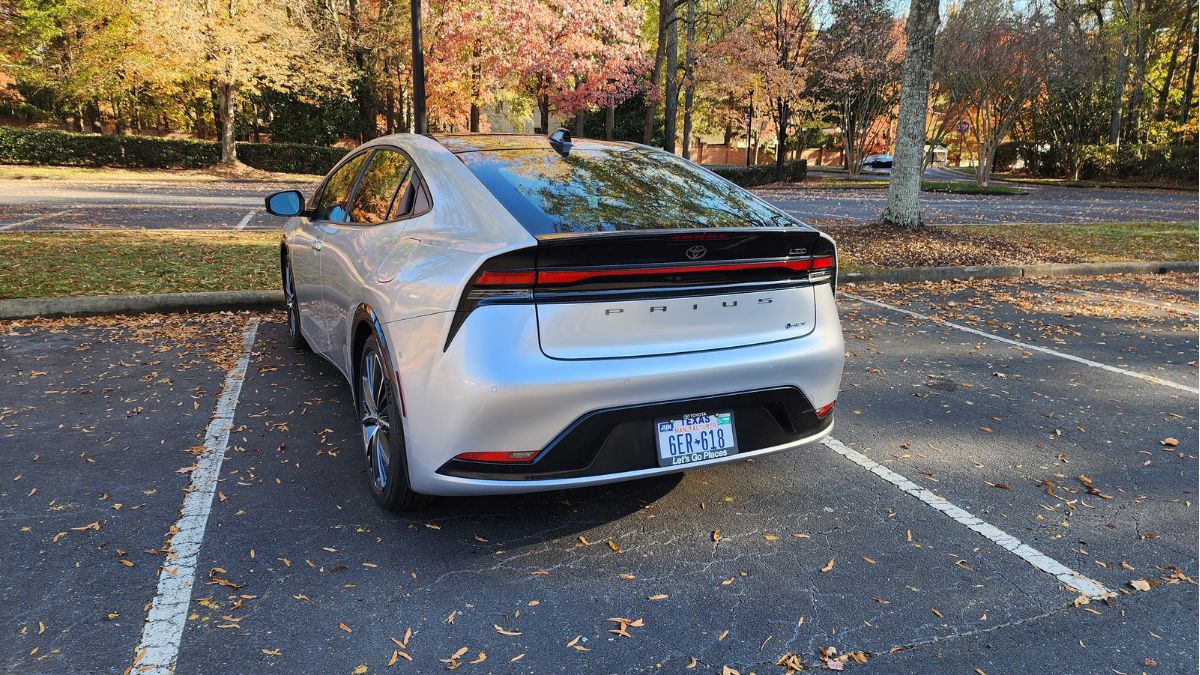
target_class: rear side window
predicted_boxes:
[348,149,412,224]
[456,147,797,236]
[315,152,369,222]
[388,173,431,220]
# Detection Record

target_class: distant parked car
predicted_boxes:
[862,154,893,169]
[265,130,845,511]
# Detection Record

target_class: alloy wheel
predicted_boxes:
[359,349,392,492]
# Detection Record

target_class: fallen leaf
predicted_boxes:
[338,622,352,633]
[607,540,623,553]
[261,648,281,656]
[1162,437,1179,447]
[820,558,835,573]
[1129,578,1154,592]
[494,624,521,637]
[647,593,669,600]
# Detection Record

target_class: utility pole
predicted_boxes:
[410,0,427,134]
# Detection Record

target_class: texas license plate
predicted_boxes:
[655,412,737,467]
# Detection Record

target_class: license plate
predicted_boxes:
[655,412,737,467]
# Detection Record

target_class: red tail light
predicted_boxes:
[814,401,835,418]
[474,271,537,286]
[454,451,539,463]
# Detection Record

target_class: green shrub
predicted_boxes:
[1071,143,1198,182]
[0,126,342,174]
[707,159,807,187]
[121,135,220,168]
[236,142,346,175]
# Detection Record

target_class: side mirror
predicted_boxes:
[265,190,305,217]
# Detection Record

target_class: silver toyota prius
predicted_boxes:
[265,131,844,510]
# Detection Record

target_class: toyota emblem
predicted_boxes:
[685,245,707,260]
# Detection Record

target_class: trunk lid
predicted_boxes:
[532,230,832,360]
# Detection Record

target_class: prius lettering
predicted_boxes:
[601,297,775,316]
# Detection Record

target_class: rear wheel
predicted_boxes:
[358,334,431,511]
[282,256,308,351]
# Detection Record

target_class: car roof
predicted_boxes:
[431,133,636,154]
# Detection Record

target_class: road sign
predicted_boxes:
[956,120,970,134]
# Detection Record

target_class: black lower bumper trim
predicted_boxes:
[437,387,831,481]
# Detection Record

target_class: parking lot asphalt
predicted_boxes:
[0,179,315,232]
[0,178,1193,230]
[1,274,1196,673]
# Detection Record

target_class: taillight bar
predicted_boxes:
[475,256,835,287]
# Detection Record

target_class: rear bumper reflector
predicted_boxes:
[454,451,539,463]
[814,401,835,418]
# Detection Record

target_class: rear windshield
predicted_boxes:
[457,147,800,236]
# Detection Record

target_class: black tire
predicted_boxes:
[282,256,309,351]
[358,334,432,511]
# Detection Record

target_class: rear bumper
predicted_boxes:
[437,386,832,481]
[383,286,844,496]
[427,419,834,496]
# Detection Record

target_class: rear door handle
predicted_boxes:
[311,239,322,251]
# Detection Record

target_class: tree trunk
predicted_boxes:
[1125,6,1150,142]
[662,1,680,153]
[469,45,482,133]
[605,105,615,140]
[1109,0,1134,145]
[1156,3,1192,121]
[217,80,237,164]
[880,0,939,229]
[574,110,585,137]
[1179,29,1198,126]
[680,0,697,160]
[642,0,669,144]
[774,98,789,182]
[252,99,261,143]
[539,95,550,134]
[385,74,396,134]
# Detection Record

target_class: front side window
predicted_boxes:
[315,152,369,222]
[348,149,413,224]
[456,146,798,236]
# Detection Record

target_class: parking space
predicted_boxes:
[1,275,1196,673]
[0,312,253,672]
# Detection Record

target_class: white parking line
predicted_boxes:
[0,209,74,231]
[132,318,259,674]
[844,292,1199,394]
[235,211,254,230]
[822,437,1112,599]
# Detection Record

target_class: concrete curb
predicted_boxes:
[0,290,283,320]
[843,260,1197,285]
[0,261,1194,320]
